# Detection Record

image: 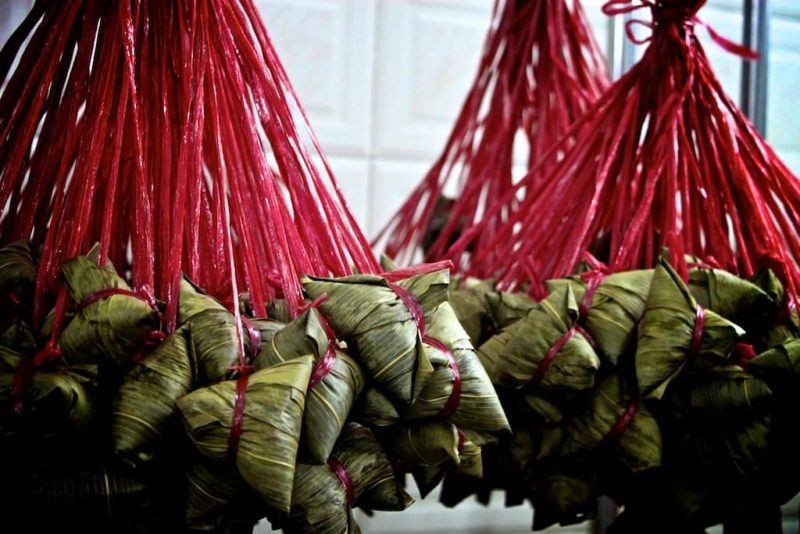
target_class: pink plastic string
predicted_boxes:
[0,0,380,342]
[376,0,609,267]
[388,282,462,418]
[445,0,800,305]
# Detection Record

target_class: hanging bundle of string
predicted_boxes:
[375,0,609,266]
[448,0,800,304]
[0,2,513,530]
[0,0,380,344]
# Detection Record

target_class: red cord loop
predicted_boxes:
[530,326,577,387]
[602,0,758,58]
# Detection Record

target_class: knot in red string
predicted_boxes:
[328,457,354,506]
[241,316,262,358]
[578,253,609,319]
[602,0,758,58]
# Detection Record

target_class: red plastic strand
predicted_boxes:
[688,304,705,358]
[376,0,609,267]
[0,0,380,344]
[530,326,577,387]
[328,457,354,506]
[606,399,640,442]
[448,0,800,302]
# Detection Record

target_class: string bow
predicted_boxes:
[602,0,759,59]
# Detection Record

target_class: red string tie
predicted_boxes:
[11,340,63,415]
[227,363,255,460]
[389,282,461,419]
[606,399,640,442]
[688,304,705,358]
[530,326,576,387]
[733,342,757,369]
[298,293,339,390]
[328,457,354,506]
[241,316,263,358]
[602,0,759,59]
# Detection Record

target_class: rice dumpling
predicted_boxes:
[177,356,312,514]
[478,284,600,390]
[636,260,744,399]
[302,270,449,403]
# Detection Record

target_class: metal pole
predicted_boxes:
[741,0,770,135]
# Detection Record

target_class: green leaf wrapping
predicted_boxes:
[561,374,661,472]
[302,270,449,404]
[666,370,772,420]
[190,309,252,383]
[177,357,312,514]
[353,387,399,428]
[688,266,777,332]
[749,339,800,379]
[377,421,461,467]
[748,268,799,350]
[184,461,257,531]
[0,354,96,439]
[0,321,37,355]
[448,278,493,347]
[548,269,652,365]
[477,284,600,390]
[111,325,194,460]
[636,260,744,399]
[0,240,36,304]
[178,277,226,325]
[288,424,412,534]
[60,255,159,367]
[256,310,365,464]
[485,290,536,331]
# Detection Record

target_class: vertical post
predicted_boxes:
[594,496,618,534]
[741,0,770,135]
